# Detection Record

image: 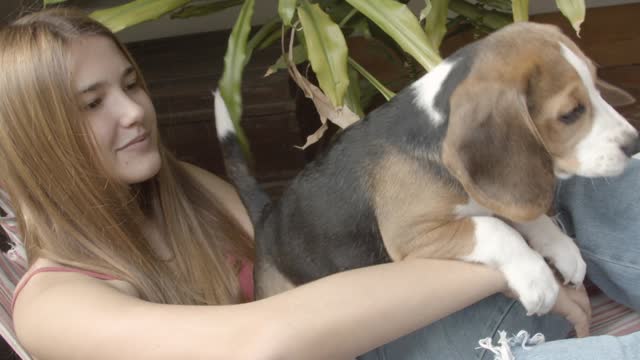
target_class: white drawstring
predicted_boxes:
[477,330,546,360]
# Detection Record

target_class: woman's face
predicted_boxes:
[70,35,161,184]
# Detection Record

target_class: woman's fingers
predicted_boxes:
[557,285,591,338]
[570,285,592,322]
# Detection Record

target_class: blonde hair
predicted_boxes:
[0,8,253,305]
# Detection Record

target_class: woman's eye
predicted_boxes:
[559,104,585,125]
[83,98,103,111]
[125,80,139,91]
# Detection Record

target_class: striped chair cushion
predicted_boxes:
[0,188,31,360]
[589,290,640,336]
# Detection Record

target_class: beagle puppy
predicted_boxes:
[215,22,639,315]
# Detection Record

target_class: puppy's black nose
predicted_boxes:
[621,136,640,158]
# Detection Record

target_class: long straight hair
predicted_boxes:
[0,8,253,305]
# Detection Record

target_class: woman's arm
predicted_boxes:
[13,258,506,360]
[256,259,506,359]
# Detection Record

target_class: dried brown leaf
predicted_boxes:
[286,26,359,148]
[295,122,330,150]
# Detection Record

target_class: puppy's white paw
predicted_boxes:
[543,234,587,286]
[514,216,587,287]
[502,254,559,316]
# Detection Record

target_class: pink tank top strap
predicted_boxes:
[11,266,118,314]
[238,260,254,301]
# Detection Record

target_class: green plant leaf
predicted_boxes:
[218,0,255,156]
[423,0,449,52]
[477,0,512,13]
[346,0,441,71]
[247,17,281,50]
[556,0,586,36]
[448,0,511,31]
[345,66,364,118]
[256,28,283,50]
[90,0,191,33]
[171,0,243,19]
[317,0,356,24]
[348,57,395,101]
[512,0,529,22]
[420,2,431,24]
[350,17,372,38]
[298,0,350,107]
[44,0,68,5]
[279,0,298,26]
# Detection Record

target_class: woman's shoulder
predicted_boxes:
[180,161,234,196]
[13,258,140,317]
[179,161,253,235]
[11,258,150,359]
[31,257,61,269]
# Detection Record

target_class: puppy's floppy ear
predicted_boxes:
[596,79,636,107]
[442,83,555,222]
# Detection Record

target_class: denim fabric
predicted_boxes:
[555,159,640,313]
[358,294,570,360]
[512,332,640,360]
[359,159,640,360]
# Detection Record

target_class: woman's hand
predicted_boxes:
[550,284,592,338]
[502,279,592,338]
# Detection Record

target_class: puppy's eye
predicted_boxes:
[559,104,585,124]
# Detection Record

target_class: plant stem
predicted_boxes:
[339,8,358,27]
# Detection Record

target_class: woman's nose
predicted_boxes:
[117,92,144,127]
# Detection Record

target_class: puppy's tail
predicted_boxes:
[214,90,271,225]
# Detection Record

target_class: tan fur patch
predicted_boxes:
[468,23,596,173]
[444,82,555,222]
[371,149,475,261]
[442,23,603,222]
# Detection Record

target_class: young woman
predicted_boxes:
[0,7,637,360]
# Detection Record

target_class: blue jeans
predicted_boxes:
[359,159,640,360]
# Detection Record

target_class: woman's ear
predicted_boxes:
[442,83,555,222]
[596,79,635,107]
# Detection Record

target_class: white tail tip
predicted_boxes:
[214,90,236,139]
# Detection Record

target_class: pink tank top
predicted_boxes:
[11,262,254,314]
[238,261,254,301]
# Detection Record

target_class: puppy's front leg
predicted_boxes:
[461,216,559,315]
[512,215,587,286]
